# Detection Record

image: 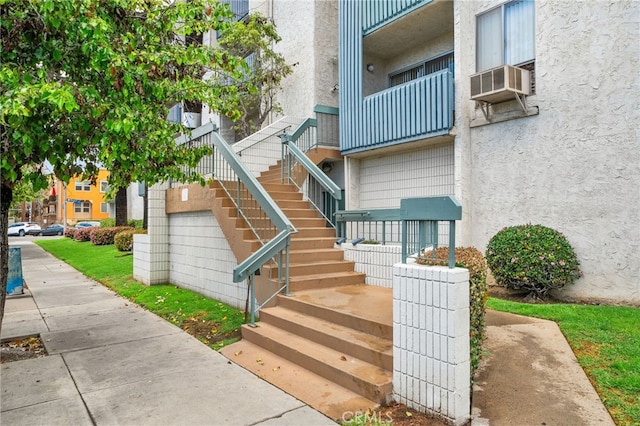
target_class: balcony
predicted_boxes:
[341,70,454,154]
[339,0,454,155]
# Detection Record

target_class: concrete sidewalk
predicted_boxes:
[2,240,614,425]
[1,240,335,426]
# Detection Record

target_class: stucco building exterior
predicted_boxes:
[339,0,639,304]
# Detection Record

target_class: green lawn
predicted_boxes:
[35,238,244,350]
[487,298,640,425]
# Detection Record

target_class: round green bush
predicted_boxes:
[485,224,581,299]
[114,229,147,251]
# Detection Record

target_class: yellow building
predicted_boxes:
[53,169,111,225]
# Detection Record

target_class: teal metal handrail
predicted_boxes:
[210,130,297,325]
[335,196,462,268]
[280,120,342,228]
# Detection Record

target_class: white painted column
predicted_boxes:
[133,181,170,285]
[393,263,470,425]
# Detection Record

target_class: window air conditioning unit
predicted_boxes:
[470,64,530,104]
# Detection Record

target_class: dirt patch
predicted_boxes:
[488,285,567,304]
[180,319,241,347]
[371,403,453,425]
[1,336,48,363]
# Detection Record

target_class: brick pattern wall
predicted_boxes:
[359,144,454,209]
[341,243,402,288]
[393,263,470,425]
[168,212,246,309]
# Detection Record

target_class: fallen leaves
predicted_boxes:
[1,336,48,363]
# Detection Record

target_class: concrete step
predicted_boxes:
[288,271,366,291]
[289,237,337,250]
[220,340,380,421]
[239,322,392,403]
[264,259,356,278]
[288,217,332,228]
[260,306,393,371]
[274,199,312,209]
[281,208,323,218]
[288,249,345,263]
[278,285,393,339]
[292,227,336,238]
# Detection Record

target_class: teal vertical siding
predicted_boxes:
[363,0,431,34]
[339,0,454,155]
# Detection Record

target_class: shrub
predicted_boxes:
[417,246,488,378]
[485,224,581,299]
[114,229,147,251]
[73,227,94,242]
[100,218,115,227]
[127,219,144,229]
[64,227,76,239]
[90,226,134,246]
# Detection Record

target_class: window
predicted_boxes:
[476,0,535,72]
[100,181,108,193]
[75,181,91,191]
[74,201,90,213]
[389,52,455,87]
[100,202,108,214]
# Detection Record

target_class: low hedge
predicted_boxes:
[73,227,94,242]
[417,246,488,378]
[64,228,76,239]
[90,226,134,246]
[114,229,147,251]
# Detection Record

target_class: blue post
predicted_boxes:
[8,247,24,295]
[448,220,456,268]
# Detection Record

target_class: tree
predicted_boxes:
[217,13,294,139]
[0,0,287,332]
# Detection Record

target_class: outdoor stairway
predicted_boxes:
[220,157,394,421]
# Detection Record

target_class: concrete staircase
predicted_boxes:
[220,149,393,421]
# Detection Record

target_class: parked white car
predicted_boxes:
[8,222,41,237]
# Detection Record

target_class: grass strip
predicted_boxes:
[35,238,244,350]
[487,298,640,425]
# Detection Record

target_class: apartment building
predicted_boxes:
[339,0,639,304]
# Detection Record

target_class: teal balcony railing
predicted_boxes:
[335,196,461,267]
[342,70,454,154]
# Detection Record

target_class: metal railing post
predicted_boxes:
[448,220,456,268]
[249,274,256,327]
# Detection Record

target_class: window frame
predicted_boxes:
[75,181,91,191]
[475,0,535,72]
[100,180,108,193]
[74,201,91,213]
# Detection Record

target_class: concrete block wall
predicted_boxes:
[168,211,246,309]
[355,144,454,210]
[393,263,470,425]
[340,243,402,288]
[133,182,170,285]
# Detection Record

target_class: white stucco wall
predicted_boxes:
[168,211,246,309]
[270,0,339,120]
[458,0,640,303]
